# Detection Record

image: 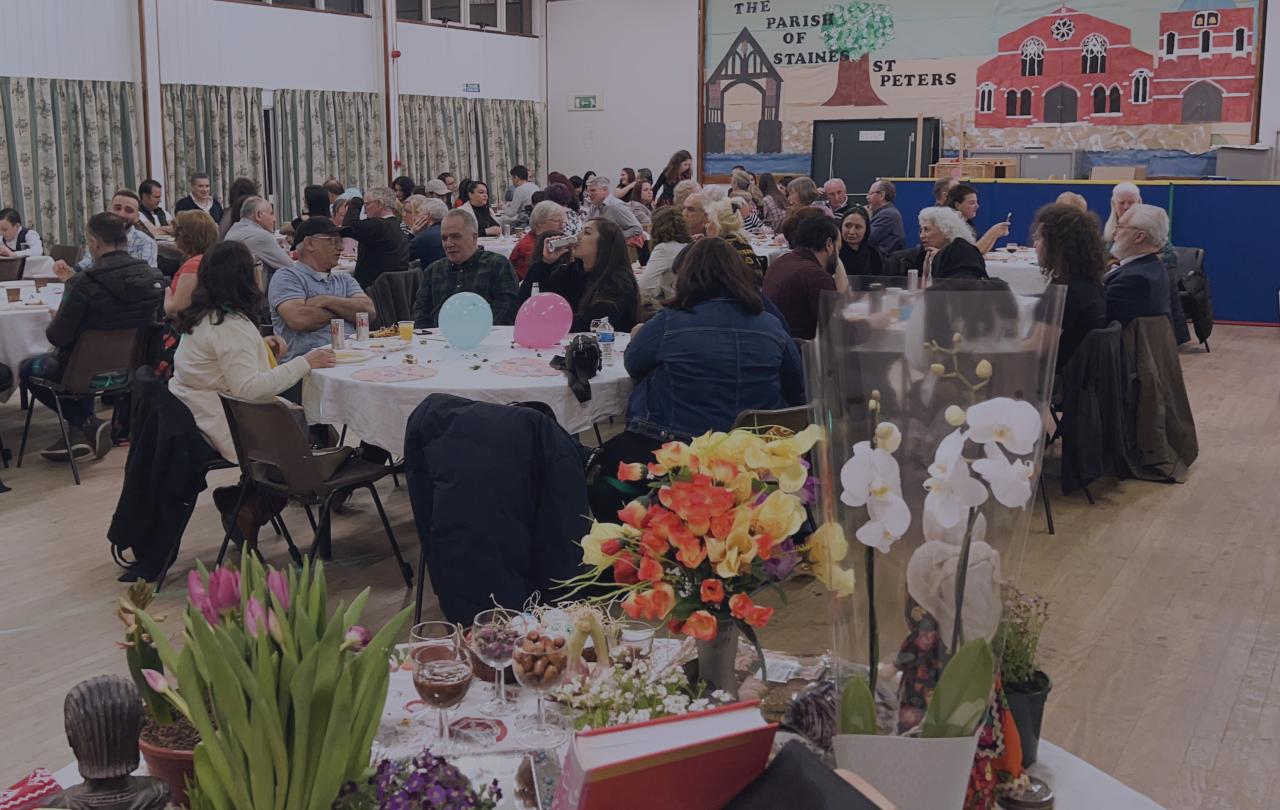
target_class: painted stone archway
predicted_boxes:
[705,28,783,154]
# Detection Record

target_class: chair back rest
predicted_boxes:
[48,245,81,266]
[59,329,140,394]
[732,405,810,435]
[0,256,25,281]
[218,394,326,492]
[369,269,422,329]
[889,248,919,276]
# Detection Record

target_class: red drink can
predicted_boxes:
[330,318,345,350]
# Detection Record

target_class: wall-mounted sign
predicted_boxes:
[463,83,481,94]
[571,94,602,111]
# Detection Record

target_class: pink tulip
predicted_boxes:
[343,626,372,651]
[245,597,267,638]
[187,571,218,624]
[267,610,284,645]
[142,669,169,694]
[208,569,241,613]
[266,569,290,611]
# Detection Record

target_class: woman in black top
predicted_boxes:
[944,182,1010,254]
[1033,202,1108,371]
[917,206,989,282]
[460,181,501,236]
[519,217,640,333]
[653,149,693,208]
[838,207,884,277]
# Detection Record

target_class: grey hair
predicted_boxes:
[240,195,272,220]
[673,179,701,209]
[918,206,975,245]
[586,175,612,192]
[1103,182,1143,241]
[823,177,847,193]
[423,198,449,222]
[365,186,398,211]
[443,207,478,234]
[530,200,565,231]
[701,184,727,203]
[1122,203,1169,250]
[188,171,210,185]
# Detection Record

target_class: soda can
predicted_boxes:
[330,318,346,350]
[355,312,370,341]
[907,269,920,291]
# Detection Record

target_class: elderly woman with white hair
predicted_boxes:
[404,195,450,268]
[1102,182,1142,243]
[916,206,988,282]
[510,200,567,280]
[707,197,763,275]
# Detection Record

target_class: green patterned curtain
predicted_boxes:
[0,77,143,246]
[398,94,481,187]
[476,99,542,191]
[161,84,264,211]
[274,89,387,222]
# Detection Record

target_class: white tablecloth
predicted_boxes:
[303,325,633,453]
[984,249,1049,295]
[0,305,53,400]
[20,256,56,279]
[478,237,521,259]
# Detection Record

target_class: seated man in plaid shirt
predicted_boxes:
[412,209,520,329]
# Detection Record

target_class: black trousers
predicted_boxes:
[586,430,664,522]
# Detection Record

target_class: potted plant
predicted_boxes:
[135,556,411,810]
[118,582,199,806]
[561,425,852,696]
[1000,586,1051,767]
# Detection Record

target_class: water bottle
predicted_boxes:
[597,317,615,366]
[531,282,541,296]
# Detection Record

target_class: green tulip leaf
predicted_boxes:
[838,675,879,735]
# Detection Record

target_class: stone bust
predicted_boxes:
[45,675,170,810]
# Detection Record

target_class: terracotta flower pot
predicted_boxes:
[138,736,195,808]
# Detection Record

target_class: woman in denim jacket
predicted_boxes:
[587,237,805,519]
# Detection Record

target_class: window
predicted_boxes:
[396,0,423,19]
[978,83,995,114]
[1165,32,1176,56]
[1207,12,1220,26]
[1235,28,1246,53]
[1200,30,1211,54]
[325,0,364,11]
[505,0,531,34]
[1006,90,1019,117]
[1020,89,1032,117]
[432,0,461,22]
[1194,12,1205,27]
[467,0,497,28]
[1020,37,1045,77]
[1093,85,1108,114]
[274,0,316,6]
[1081,34,1108,74]
[1132,70,1151,104]
[1109,86,1121,113]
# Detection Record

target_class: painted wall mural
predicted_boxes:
[702,0,1260,175]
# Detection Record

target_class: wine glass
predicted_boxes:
[410,621,475,755]
[511,622,572,748]
[471,608,522,717]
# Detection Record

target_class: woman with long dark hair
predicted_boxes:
[459,180,501,236]
[653,149,693,208]
[519,217,640,332]
[169,241,336,548]
[287,184,333,247]
[586,237,804,519]
[1033,202,1108,371]
[615,167,637,199]
[757,172,788,231]
[838,207,884,277]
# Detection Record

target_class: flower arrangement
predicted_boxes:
[564,426,848,647]
[999,586,1049,687]
[334,749,502,810]
[134,556,411,810]
[550,653,731,730]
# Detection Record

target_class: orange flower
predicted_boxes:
[600,538,623,557]
[622,583,676,622]
[618,500,648,530]
[647,462,669,477]
[667,618,685,634]
[682,610,719,641]
[670,532,707,569]
[729,592,755,621]
[755,533,775,561]
[657,475,736,535]
[700,578,726,604]
[744,604,774,629]
[637,555,665,583]
[639,530,669,559]
[617,462,646,482]
[612,554,639,585]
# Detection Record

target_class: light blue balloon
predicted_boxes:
[438,292,493,350]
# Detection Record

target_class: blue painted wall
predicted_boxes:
[887,179,1278,324]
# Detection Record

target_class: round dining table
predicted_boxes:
[984,248,1049,295]
[302,325,634,454]
[0,304,53,401]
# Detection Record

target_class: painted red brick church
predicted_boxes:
[974,3,1256,127]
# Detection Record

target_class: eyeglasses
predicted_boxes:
[307,235,342,247]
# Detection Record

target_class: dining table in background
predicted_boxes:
[984,247,1049,295]
[0,304,53,401]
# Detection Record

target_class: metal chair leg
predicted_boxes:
[308,494,336,562]
[270,503,304,565]
[154,499,200,592]
[52,395,81,486]
[215,484,251,566]
[367,483,413,588]
[414,539,429,625]
[593,424,605,446]
[1039,473,1055,536]
[16,394,36,467]
[1203,340,1210,353]
[304,504,318,533]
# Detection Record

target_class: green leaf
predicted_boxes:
[838,676,878,735]
[920,639,994,739]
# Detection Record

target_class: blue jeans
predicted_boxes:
[19,352,95,430]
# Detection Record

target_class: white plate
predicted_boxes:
[350,338,411,353]
[334,349,373,364]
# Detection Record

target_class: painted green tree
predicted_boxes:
[821,2,896,107]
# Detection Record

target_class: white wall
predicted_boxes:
[546,0,698,178]
[397,23,542,100]
[1256,1,1280,170]
[0,0,139,83]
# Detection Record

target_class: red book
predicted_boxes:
[551,701,777,810]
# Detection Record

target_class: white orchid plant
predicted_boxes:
[831,338,1044,739]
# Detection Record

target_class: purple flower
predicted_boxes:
[425,784,448,805]
[798,474,819,506]
[142,668,169,694]
[208,568,241,613]
[343,625,372,651]
[187,571,218,624]
[762,537,799,581]
[245,596,267,638]
[266,569,290,610]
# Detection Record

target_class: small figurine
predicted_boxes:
[44,675,170,810]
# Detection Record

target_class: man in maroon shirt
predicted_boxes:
[762,213,840,340]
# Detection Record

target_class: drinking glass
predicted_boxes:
[471,608,522,717]
[502,223,512,238]
[411,621,476,755]
[617,621,656,667]
[398,320,415,342]
[511,622,571,748]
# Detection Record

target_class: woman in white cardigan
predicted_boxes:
[169,240,335,546]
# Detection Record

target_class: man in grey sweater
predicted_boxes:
[225,196,294,272]
[500,165,541,227]
[582,174,644,239]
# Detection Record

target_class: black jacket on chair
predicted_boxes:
[404,393,590,623]
[1104,253,1170,328]
[367,269,422,330]
[1058,322,1129,494]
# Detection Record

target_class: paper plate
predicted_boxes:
[351,338,412,353]
[334,349,373,364]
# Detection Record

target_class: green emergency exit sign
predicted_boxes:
[572,95,601,110]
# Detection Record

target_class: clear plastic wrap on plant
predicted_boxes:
[807,279,1065,738]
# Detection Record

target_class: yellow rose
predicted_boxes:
[753,491,806,541]
[581,523,627,567]
[653,441,695,472]
[691,430,763,470]
[706,509,757,578]
[807,521,849,566]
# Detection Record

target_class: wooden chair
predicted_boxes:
[47,245,81,266]
[215,394,413,587]
[16,329,140,485]
[0,256,26,281]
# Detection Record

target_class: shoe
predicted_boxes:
[212,486,245,543]
[89,419,114,459]
[40,433,93,462]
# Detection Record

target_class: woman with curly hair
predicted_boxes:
[1033,202,1108,371]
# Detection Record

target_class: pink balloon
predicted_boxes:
[514,292,573,348]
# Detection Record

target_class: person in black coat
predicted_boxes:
[1103,203,1172,328]
[340,186,411,289]
[837,206,885,278]
[917,206,989,282]
[518,217,640,333]
[1032,203,1109,371]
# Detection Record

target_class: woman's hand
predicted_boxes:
[923,247,939,275]
[485,225,502,237]
[304,347,336,369]
[542,240,570,264]
[265,335,288,360]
